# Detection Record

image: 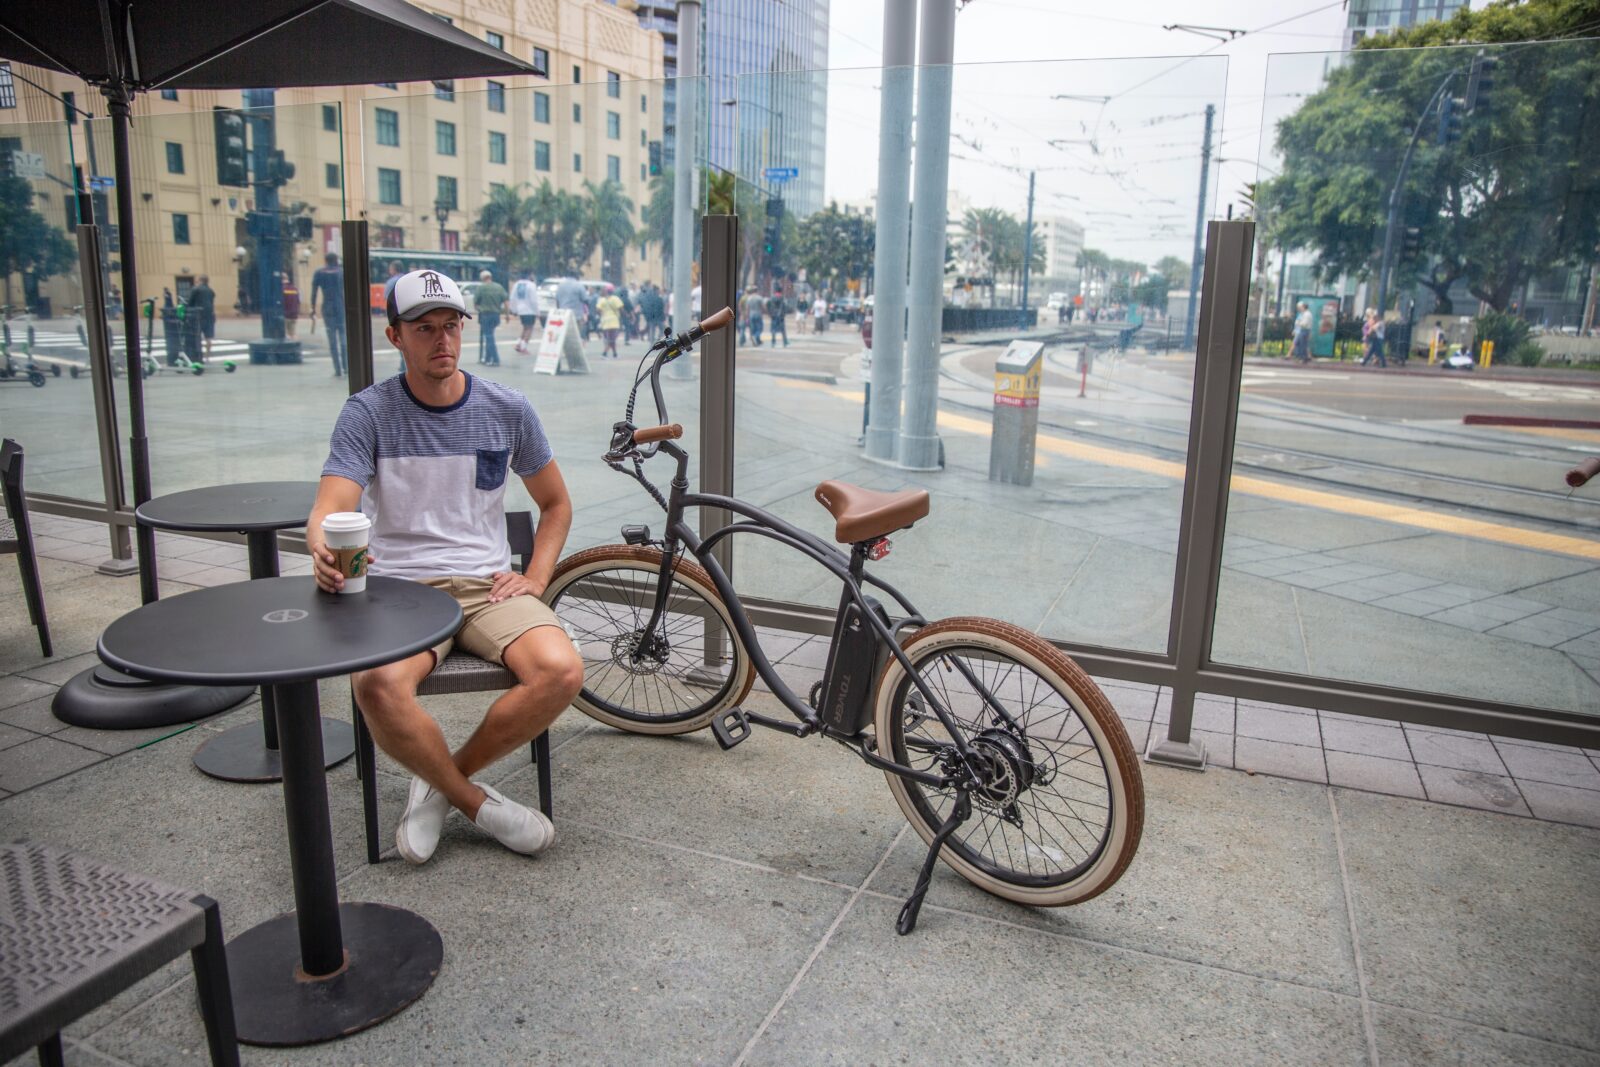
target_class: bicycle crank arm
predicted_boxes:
[710,707,819,751]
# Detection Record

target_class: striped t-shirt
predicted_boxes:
[321,373,552,580]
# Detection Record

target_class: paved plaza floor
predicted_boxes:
[2,525,1600,1064]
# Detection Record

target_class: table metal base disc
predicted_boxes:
[228,902,442,1046]
[51,666,253,730]
[193,718,356,783]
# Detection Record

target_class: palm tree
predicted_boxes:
[468,183,537,272]
[639,170,674,262]
[583,179,636,285]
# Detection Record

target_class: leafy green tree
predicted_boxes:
[524,181,591,279]
[468,183,537,272]
[793,201,874,294]
[1154,255,1190,281]
[583,179,635,285]
[0,177,75,309]
[1264,6,1600,312]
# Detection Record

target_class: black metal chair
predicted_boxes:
[1,438,52,657]
[0,842,239,1067]
[351,511,554,863]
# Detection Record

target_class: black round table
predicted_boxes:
[99,576,462,1047]
[141,481,353,783]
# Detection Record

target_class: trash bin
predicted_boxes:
[159,306,182,364]
[989,340,1043,487]
[180,305,202,361]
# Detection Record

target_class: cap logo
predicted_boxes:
[418,271,446,299]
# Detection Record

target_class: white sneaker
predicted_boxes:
[472,783,554,856]
[394,776,450,865]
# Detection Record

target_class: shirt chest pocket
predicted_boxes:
[475,447,511,491]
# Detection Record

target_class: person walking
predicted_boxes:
[510,270,539,355]
[555,277,586,340]
[1360,308,1387,367]
[596,284,624,359]
[742,289,766,347]
[187,275,217,359]
[767,287,789,348]
[812,293,828,335]
[473,269,508,366]
[282,276,301,339]
[1291,301,1312,364]
[310,255,346,377]
[639,282,666,340]
[617,284,636,343]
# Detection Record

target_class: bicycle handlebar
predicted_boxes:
[1568,457,1600,488]
[634,423,683,444]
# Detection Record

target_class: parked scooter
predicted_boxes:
[0,307,45,387]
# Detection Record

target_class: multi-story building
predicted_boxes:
[1344,0,1469,48]
[704,0,829,217]
[1,0,665,320]
[1034,215,1084,299]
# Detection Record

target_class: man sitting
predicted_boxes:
[307,269,582,865]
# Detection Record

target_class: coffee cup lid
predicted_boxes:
[322,511,371,532]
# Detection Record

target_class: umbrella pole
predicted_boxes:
[104,85,157,603]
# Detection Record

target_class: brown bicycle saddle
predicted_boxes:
[813,480,930,544]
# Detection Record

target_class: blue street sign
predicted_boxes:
[89,175,115,190]
[763,166,799,182]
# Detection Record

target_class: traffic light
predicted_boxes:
[1465,51,1498,116]
[763,197,784,257]
[1401,226,1422,259]
[290,215,313,242]
[266,149,295,187]
[648,140,662,176]
[213,107,247,187]
[1437,95,1464,146]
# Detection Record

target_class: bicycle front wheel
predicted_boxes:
[875,617,1143,907]
[543,545,754,735]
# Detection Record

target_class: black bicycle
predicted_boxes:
[541,307,1145,933]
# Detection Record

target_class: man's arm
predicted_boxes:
[489,461,572,602]
[307,475,364,593]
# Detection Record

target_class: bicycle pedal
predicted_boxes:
[710,708,751,750]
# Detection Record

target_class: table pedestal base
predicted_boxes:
[52,664,252,729]
[193,718,356,782]
[227,902,442,1047]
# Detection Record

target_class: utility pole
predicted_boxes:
[1376,74,1457,318]
[1183,103,1214,349]
[244,88,300,365]
[670,0,701,380]
[865,0,917,461]
[1019,170,1036,322]
[898,0,956,471]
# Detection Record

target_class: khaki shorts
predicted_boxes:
[419,576,563,667]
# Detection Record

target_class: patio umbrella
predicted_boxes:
[0,0,538,729]
[0,0,538,585]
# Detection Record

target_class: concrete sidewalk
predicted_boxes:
[2,530,1598,1065]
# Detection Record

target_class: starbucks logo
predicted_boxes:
[263,609,308,624]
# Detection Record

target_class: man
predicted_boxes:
[639,282,665,340]
[811,293,828,335]
[555,277,587,340]
[766,287,789,348]
[187,275,216,359]
[473,269,508,366]
[1291,301,1313,364]
[596,284,624,359]
[307,269,581,864]
[310,254,346,377]
[510,270,539,355]
[742,289,766,347]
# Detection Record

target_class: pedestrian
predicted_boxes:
[309,268,579,867]
[510,270,539,355]
[767,287,789,348]
[1291,301,1312,364]
[473,269,508,366]
[281,276,300,339]
[555,276,586,339]
[812,293,828,335]
[1360,308,1387,367]
[639,282,666,340]
[309,255,346,376]
[735,289,748,345]
[742,289,766,347]
[597,284,624,359]
[188,274,217,359]
[617,283,636,343]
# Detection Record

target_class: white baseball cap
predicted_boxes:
[385,269,473,325]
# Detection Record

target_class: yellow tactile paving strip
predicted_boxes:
[774,380,1600,562]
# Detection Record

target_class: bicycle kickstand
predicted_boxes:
[896,789,972,936]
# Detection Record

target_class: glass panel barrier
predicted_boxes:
[1215,41,1600,714]
[731,58,1226,653]
[0,118,97,501]
[81,98,349,500]
[359,77,708,553]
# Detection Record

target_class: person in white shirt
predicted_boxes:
[811,295,828,334]
[510,270,539,355]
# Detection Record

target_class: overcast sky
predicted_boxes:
[801,0,1351,266]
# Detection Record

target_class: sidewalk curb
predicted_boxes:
[1242,355,1600,388]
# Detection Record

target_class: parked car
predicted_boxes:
[830,296,863,323]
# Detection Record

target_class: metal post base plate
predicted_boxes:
[1144,734,1208,771]
[228,902,442,1047]
[51,665,253,729]
[193,718,356,783]
[95,556,140,577]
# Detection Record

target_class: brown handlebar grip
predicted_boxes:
[699,306,734,334]
[1567,457,1600,488]
[634,423,684,444]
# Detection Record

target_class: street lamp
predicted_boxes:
[433,198,452,250]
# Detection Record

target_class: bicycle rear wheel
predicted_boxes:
[875,617,1143,907]
[543,545,754,735]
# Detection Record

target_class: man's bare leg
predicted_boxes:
[352,650,486,817]
[453,626,582,785]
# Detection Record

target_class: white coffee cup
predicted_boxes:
[321,512,372,594]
